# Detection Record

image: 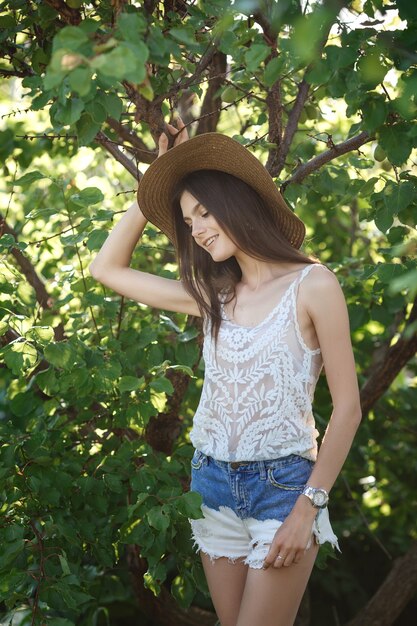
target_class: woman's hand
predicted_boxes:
[262,497,318,569]
[158,115,189,157]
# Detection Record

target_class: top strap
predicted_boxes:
[297,263,332,286]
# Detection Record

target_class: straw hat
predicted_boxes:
[137,132,305,249]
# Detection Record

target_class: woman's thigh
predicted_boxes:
[236,542,320,626]
[200,551,248,626]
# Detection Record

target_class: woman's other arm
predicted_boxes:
[263,268,362,568]
[297,268,362,494]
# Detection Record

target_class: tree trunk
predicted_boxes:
[345,542,417,626]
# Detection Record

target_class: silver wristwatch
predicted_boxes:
[302,485,329,509]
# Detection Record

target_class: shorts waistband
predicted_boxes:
[202,452,311,473]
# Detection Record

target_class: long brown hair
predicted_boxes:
[171,170,320,342]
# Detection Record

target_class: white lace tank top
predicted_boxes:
[189,264,332,462]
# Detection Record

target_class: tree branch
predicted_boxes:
[345,542,417,626]
[0,68,33,78]
[281,131,372,189]
[195,50,227,134]
[154,42,219,108]
[271,79,310,177]
[106,118,155,164]
[95,131,141,179]
[359,296,417,415]
[43,0,82,25]
[122,80,164,145]
[0,215,65,341]
[263,0,348,176]
[253,10,278,46]
[265,56,283,172]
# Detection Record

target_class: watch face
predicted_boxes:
[313,491,328,506]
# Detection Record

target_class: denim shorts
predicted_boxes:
[188,449,340,569]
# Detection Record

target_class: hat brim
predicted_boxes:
[137,132,305,249]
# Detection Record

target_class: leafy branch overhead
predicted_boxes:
[0,1,417,625]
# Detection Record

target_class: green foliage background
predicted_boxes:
[0,0,417,624]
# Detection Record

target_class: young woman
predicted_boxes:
[89,116,362,626]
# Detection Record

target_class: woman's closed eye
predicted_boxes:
[184,212,210,230]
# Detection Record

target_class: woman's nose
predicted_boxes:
[191,219,206,237]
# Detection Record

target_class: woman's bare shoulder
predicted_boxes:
[301,264,346,319]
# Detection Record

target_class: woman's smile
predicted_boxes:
[202,234,218,248]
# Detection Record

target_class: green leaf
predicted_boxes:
[85,100,107,124]
[389,268,417,298]
[57,98,85,126]
[137,326,158,348]
[0,15,16,28]
[10,391,40,417]
[147,506,170,531]
[167,364,194,377]
[102,92,123,120]
[93,43,148,83]
[0,234,16,251]
[119,376,144,393]
[357,50,388,88]
[374,205,394,233]
[70,187,104,206]
[59,554,71,576]
[397,0,417,21]
[362,96,387,133]
[25,325,55,345]
[44,342,76,369]
[68,66,94,96]
[178,328,199,342]
[244,43,269,72]
[14,170,46,186]
[149,377,174,394]
[76,113,101,146]
[4,524,25,541]
[86,228,107,251]
[171,572,195,609]
[0,538,25,569]
[378,124,413,166]
[264,56,285,87]
[1,340,38,375]
[348,304,368,331]
[175,491,203,518]
[377,263,407,284]
[325,45,357,70]
[384,181,415,214]
[0,571,28,602]
[169,26,197,46]
[117,12,147,42]
[305,59,332,85]
[175,341,200,368]
[53,26,89,53]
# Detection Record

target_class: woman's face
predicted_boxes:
[180,190,238,261]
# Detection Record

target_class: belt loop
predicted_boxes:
[259,460,267,480]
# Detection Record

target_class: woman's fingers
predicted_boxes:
[264,544,303,569]
[157,115,189,157]
[158,132,169,157]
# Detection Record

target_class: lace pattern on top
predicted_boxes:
[189,264,333,462]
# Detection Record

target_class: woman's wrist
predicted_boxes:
[293,494,320,519]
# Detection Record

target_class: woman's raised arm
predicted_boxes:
[88,117,200,317]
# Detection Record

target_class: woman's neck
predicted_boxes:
[234,251,299,291]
